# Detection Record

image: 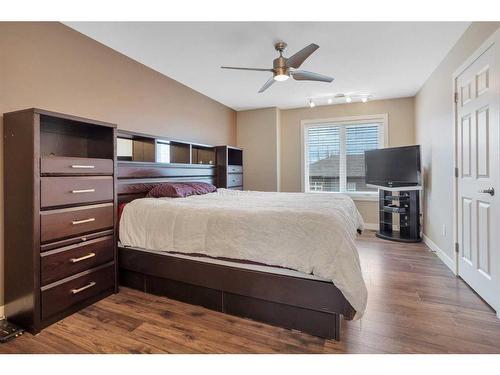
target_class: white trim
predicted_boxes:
[364,223,401,231]
[363,223,379,230]
[348,193,378,201]
[307,190,378,201]
[0,305,4,319]
[451,27,500,278]
[453,28,500,80]
[423,234,457,275]
[300,113,389,194]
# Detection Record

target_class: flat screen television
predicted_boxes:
[365,145,421,188]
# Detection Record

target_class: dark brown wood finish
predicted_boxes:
[40,229,115,252]
[3,232,500,353]
[41,176,114,208]
[3,108,118,334]
[41,236,114,285]
[41,263,115,321]
[227,173,243,188]
[3,109,41,332]
[216,145,243,189]
[118,161,216,179]
[119,248,348,340]
[115,146,352,340]
[116,161,217,204]
[40,203,114,243]
[119,248,351,315]
[41,156,114,175]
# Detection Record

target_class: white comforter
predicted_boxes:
[120,189,368,318]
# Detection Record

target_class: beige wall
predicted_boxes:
[237,108,280,191]
[415,22,500,261]
[280,97,416,225]
[0,22,236,310]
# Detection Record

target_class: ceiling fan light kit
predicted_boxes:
[274,74,289,82]
[221,41,334,93]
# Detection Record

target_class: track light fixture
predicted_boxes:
[307,93,372,107]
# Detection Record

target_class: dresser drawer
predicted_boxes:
[41,176,113,208]
[41,156,113,175]
[41,264,114,321]
[227,165,243,174]
[41,203,114,243]
[41,235,114,286]
[227,173,243,188]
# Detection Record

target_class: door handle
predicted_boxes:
[479,187,495,196]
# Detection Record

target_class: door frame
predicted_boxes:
[452,28,500,276]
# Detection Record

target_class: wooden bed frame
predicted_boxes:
[117,160,355,340]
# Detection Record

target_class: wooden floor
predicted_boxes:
[2,231,500,354]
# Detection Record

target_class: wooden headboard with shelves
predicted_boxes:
[117,161,216,203]
[115,129,241,204]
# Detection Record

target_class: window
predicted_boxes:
[302,115,387,198]
[156,141,171,163]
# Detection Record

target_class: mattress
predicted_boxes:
[119,188,368,318]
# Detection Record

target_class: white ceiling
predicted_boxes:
[65,22,470,111]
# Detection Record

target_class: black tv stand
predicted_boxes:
[375,186,421,243]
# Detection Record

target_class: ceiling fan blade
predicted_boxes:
[291,70,334,83]
[286,43,319,68]
[258,77,275,93]
[221,66,273,72]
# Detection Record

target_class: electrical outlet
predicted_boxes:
[442,224,447,237]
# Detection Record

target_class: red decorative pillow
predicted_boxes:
[147,182,216,198]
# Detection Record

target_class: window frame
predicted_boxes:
[301,114,388,201]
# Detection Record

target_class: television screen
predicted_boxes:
[365,145,421,188]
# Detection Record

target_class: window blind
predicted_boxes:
[305,122,382,193]
[345,124,380,192]
[307,126,341,192]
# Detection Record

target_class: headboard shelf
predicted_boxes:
[116,130,241,203]
[117,129,217,165]
[118,161,216,168]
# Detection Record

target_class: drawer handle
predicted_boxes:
[71,189,96,194]
[72,218,96,225]
[71,281,96,295]
[71,165,95,169]
[70,252,96,263]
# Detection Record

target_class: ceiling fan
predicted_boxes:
[221,42,334,93]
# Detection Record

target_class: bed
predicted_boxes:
[117,161,367,340]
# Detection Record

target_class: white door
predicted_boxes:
[456,34,500,315]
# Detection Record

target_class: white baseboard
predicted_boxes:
[423,234,457,275]
[363,223,379,230]
[363,223,399,231]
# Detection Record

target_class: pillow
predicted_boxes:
[147,182,216,198]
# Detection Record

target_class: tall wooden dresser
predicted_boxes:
[3,108,117,333]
